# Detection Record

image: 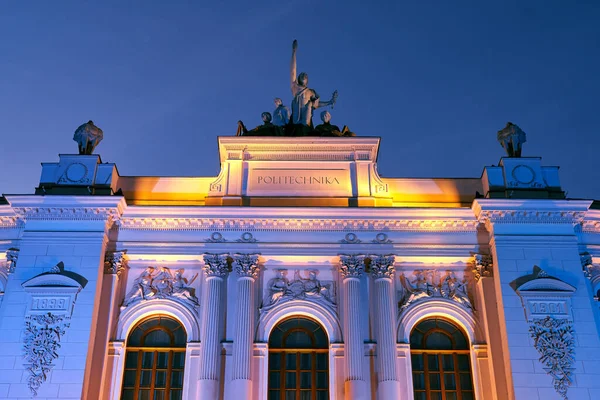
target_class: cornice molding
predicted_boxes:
[4,196,127,224]
[472,199,591,228]
[118,217,478,232]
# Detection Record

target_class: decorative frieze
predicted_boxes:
[13,207,122,223]
[262,269,335,310]
[118,217,478,232]
[233,253,260,279]
[21,262,85,396]
[340,233,361,244]
[123,266,199,308]
[338,254,365,278]
[369,254,395,280]
[399,270,472,311]
[472,254,493,282]
[203,253,230,277]
[104,250,127,276]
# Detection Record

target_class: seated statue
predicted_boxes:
[273,98,291,126]
[315,111,356,137]
[497,122,526,157]
[73,120,103,155]
[237,112,282,136]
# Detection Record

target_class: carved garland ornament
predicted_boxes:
[529,316,575,399]
[23,313,69,396]
[21,262,85,396]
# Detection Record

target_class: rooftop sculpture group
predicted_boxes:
[237,40,355,137]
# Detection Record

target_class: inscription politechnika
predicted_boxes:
[257,175,341,185]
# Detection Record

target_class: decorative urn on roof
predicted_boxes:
[73,120,103,155]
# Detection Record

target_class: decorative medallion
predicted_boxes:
[236,232,258,243]
[205,232,227,243]
[371,233,392,244]
[340,233,361,244]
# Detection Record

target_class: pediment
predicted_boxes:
[22,262,87,293]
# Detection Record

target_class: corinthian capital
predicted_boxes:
[104,250,128,276]
[233,253,260,279]
[5,248,19,274]
[338,254,365,278]
[203,253,230,277]
[369,254,395,279]
[472,254,493,282]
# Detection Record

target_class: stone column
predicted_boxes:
[339,254,367,400]
[369,254,401,399]
[230,253,260,398]
[198,253,230,399]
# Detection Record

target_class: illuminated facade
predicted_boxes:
[1,137,599,400]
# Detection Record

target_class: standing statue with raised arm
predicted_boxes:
[290,40,338,129]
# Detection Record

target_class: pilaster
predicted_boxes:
[198,253,230,399]
[230,253,260,398]
[338,254,367,400]
[369,254,401,399]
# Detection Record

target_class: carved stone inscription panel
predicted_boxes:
[247,167,351,197]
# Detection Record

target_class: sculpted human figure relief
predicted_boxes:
[399,270,472,311]
[123,266,156,306]
[73,120,103,155]
[290,40,338,128]
[262,269,335,309]
[123,266,199,308]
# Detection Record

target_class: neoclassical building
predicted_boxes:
[0,134,599,400]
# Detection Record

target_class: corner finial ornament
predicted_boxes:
[73,120,104,155]
[497,122,526,157]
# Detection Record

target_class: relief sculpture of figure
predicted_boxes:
[73,120,104,155]
[497,122,526,157]
[445,272,472,309]
[264,269,291,307]
[290,40,338,131]
[303,270,334,304]
[172,269,200,307]
[153,266,174,297]
[123,266,156,306]
[401,270,430,309]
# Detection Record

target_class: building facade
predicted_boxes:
[0,136,599,400]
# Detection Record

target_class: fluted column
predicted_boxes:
[369,254,401,399]
[198,253,230,399]
[230,253,260,398]
[339,254,367,400]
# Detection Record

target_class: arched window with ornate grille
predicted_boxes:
[410,318,474,400]
[121,315,187,400]
[268,316,329,400]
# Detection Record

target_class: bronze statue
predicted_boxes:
[73,120,103,155]
[497,122,526,157]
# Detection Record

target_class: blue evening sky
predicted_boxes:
[1,1,599,199]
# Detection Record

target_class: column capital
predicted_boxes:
[472,254,493,282]
[369,254,395,280]
[233,253,260,279]
[104,250,128,276]
[5,248,19,274]
[338,254,365,278]
[203,253,230,277]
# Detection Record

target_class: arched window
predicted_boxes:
[268,317,329,400]
[121,315,187,400]
[410,318,474,400]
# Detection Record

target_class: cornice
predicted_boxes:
[4,196,127,223]
[0,205,18,228]
[472,199,591,226]
[118,206,478,232]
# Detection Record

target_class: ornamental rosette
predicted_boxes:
[529,316,575,399]
[338,254,365,278]
[369,254,395,279]
[203,253,230,277]
[23,313,69,396]
[233,253,260,279]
